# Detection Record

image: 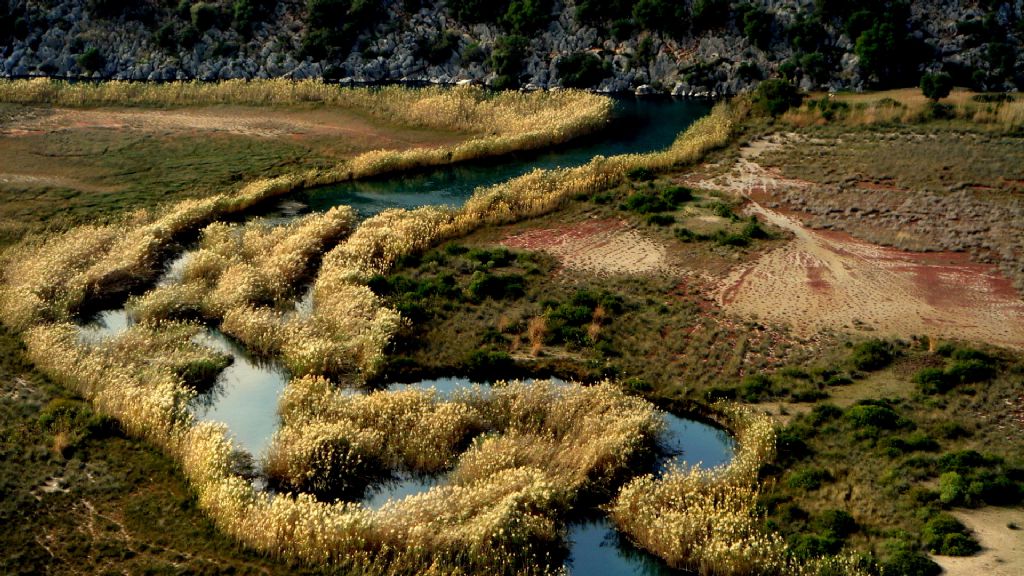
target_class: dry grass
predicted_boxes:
[782,88,1024,132]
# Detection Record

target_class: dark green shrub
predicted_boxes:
[879,549,942,576]
[741,218,771,240]
[938,450,993,474]
[850,339,895,371]
[674,227,697,242]
[465,349,514,379]
[787,533,841,559]
[501,0,552,36]
[742,8,773,49]
[662,186,693,204]
[624,191,673,214]
[646,214,675,226]
[714,231,750,248]
[448,0,509,23]
[691,0,729,30]
[417,30,460,65]
[808,403,842,426]
[467,272,524,301]
[460,42,485,65]
[924,513,979,555]
[787,467,832,491]
[920,72,954,101]
[626,167,655,182]
[77,47,106,74]
[632,0,687,36]
[556,52,610,88]
[190,2,220,31]
[467,247,515,268]
[813,509,858,538]
[752,79,803,116]
[945,359,996,384]
[845,403,904,430]
[490,35,528,89]
[776,428,812,463]
[737,61,763,81]
[915,367,953,395]
[739,374,774,401]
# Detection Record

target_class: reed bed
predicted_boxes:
[267,378,661,503]
[609,404,868,576]
[0,79,608,135]
[128,207,356,324]
[0,98,775,574]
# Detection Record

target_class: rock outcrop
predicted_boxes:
[1,0,1021,94]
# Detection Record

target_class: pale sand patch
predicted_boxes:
[3,106,464,148]
[501,218,675,276]
[933,508,1024,576]
[714,203,1024,350]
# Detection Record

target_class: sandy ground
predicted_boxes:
[697,137,1024,350]
[933,508,1024,576]
[501,218,676,276]
[0,106,465,148]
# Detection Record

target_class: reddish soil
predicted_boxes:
[501,218,675,276]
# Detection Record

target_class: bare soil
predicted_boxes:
[500,218,677,276]
[693,135,1024,350]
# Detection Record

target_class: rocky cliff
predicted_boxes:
[1,0,1021,94]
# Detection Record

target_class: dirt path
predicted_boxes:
[698,136,1024,350]
[501,218,676,276]
[933,508,1024,576]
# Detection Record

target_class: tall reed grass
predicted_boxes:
[610,404,869,575]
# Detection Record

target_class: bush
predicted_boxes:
[632,0,687,36]
[467,272,524,301]
[662,186,693,204]
[924,513,980,556]
[190,2,220,31]
[788,533,841,559]
[920,72,954,101]
[556,52,610,89]
[448,0,510,24]
[626,167,655,182]
[624,192,673,214]
[752,79,803,116]
[915,367,953,395]
[646,214,675,226]
[501,0,552,35]
[465,349,514,379]
[850,339,895,371]
[879,550,942,576]
[787,467,832,491]
[813,509,858,538]
[845,403,905,430]
[742,8,773,49]
[945,359,995,384]
[490,35,529,89]
[76,47,105,74]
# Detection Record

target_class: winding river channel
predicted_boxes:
[78,96,735,574]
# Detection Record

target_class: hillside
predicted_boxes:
[2,0,1022,94]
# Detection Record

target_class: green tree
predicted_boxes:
[490,35,529,90]
[76,47,106,74]
[920,72,953,101]
[752,79,803,116]
[501,0,551,35]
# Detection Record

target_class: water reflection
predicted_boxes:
[190,330,289,457]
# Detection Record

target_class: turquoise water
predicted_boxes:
[302,97,711,218]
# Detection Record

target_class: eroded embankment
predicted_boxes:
[697,137,1024,350]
